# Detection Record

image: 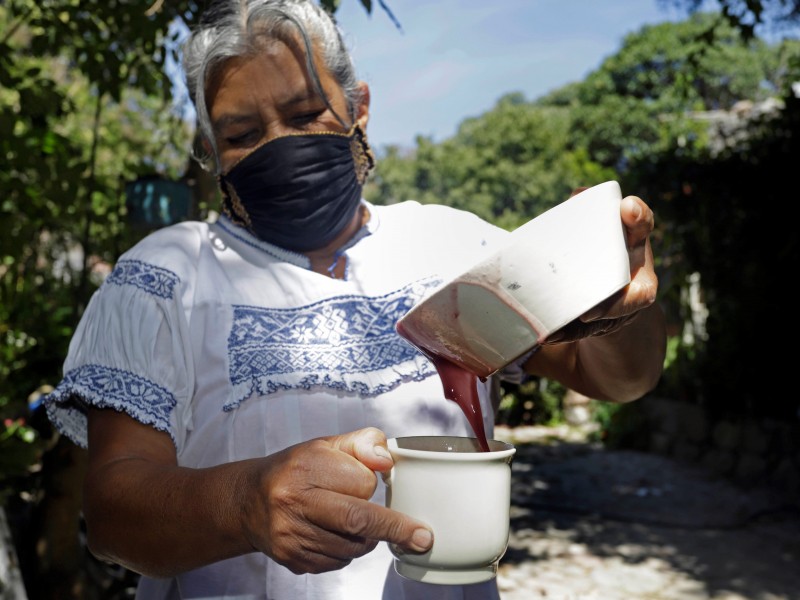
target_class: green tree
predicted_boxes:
[0,3,194,495]
[659,0,800,40]
[551,13,788,172]
[1,2,198,596]
[366,93,615,230]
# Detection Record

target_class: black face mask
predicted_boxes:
[219,125,375,253]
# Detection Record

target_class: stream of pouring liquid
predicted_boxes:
[396,322,490,452]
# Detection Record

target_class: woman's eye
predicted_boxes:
[292,110,325,127]
[226,130,259,146]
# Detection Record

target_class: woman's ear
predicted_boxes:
[355,81,370,130]
[192,132,214,164]
[193,132,213,156]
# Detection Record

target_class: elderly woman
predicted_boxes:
[44,0,666,598]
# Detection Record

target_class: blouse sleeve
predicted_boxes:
[43,258,194,451]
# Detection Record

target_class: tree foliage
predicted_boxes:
[364,93,616,230]
[0,0,197,521]
[1,1,205,595]
[544,13,792,171]
[659,0,800,40]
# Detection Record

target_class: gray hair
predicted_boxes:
[183,0,362,174]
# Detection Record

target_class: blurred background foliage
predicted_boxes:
[1,0,799,597]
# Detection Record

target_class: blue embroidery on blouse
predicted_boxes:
[106,259,179,299]
[227,279,441,407]
[51,364,176,436]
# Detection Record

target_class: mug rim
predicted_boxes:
[388,435,515,459]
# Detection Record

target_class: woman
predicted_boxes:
[44,0,666,598]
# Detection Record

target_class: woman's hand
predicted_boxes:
[238,427,432,574]
[543,194,658,345]
[524,192,666,402]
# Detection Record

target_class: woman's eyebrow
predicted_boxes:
[281,87,326,109]
[212,113,259,133]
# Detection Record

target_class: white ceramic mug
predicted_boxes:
[396,180,631,379]
[382,436,516,585]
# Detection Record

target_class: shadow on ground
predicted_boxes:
[495,426,800,600]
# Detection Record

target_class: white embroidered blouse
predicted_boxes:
[45,200,522,600]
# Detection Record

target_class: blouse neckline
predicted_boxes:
[213,200,379,269]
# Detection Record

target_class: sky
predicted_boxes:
[330,0,690,150]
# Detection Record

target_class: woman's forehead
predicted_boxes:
[208,47,309,104]
[207,35,332,102]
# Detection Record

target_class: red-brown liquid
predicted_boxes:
[396,322,490,452]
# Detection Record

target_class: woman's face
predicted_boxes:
[207,37,369,173]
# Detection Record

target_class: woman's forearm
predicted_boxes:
[84,455,257,578]
[526,303,667,403]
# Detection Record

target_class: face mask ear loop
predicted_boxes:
[218,175,253,230]
[350,124,376,184]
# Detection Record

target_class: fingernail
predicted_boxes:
[411,528,433,551]
[373,445,391,460]
[581,308,601,322]
[631,201,642,219]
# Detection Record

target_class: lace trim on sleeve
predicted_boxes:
[44,364,177,448]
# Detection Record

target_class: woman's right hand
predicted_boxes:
[239,427,434,574]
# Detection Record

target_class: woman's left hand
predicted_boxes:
[543,194,658,345]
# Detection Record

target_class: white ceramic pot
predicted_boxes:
[397,180,630,378]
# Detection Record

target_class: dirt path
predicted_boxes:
[494,425,800,600]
